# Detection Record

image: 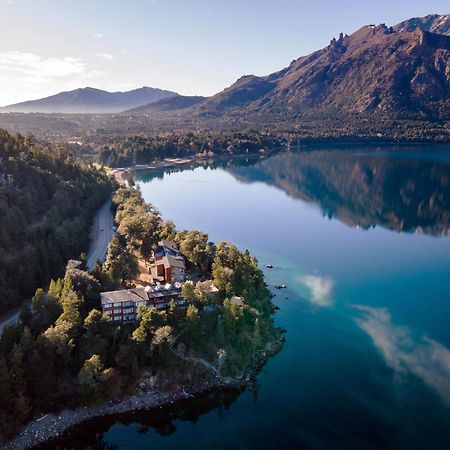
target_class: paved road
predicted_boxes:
[87,200,114,271]
[0,199,114,333]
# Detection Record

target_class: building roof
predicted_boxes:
[101,285,182,305]
[159,240,179,253]
[163,255,186,270]
[100,288,148,305]
[209,283,219,293]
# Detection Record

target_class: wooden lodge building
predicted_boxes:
[100,284,184,323]
[150,240,186,283]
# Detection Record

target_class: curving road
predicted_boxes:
[0,199,114,333]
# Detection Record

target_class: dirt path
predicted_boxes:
[170,347,222,379]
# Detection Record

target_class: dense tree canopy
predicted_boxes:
[0,130,113,313]
[96,131,283,167]
[0,186,281,444]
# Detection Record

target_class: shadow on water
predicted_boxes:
[47,145,450,450]
[32,388,243,450]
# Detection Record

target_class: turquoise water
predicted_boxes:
[45,147,450,449]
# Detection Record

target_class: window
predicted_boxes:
[123,308,135,313]
[113,316,122,321]
[113,302,122,307]
[113,309,122,314]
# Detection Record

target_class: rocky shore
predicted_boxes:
[3,332,284,450]
[4,377,247,450]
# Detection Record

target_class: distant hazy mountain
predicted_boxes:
[2,87,178,113]
[125,95,207,114]
[192,17,450,119]
[4,13,449,121]
[393,13,450,35]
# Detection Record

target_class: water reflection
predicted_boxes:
[134,147,450,236]
[355,305,450,406]
[32,389,243,450]
[111,148,450,449]
[298,274,335,307]
[227,148,450,235]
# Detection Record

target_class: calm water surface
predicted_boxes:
[47,147,450,449]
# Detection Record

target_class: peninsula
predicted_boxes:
[0,186,283,449]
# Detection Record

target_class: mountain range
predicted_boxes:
[2,13,450,120]
[188,14,450,120]
[1,87,178,113]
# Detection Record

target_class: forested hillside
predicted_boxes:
[0,187,280,442]
[97,131,284,167]
[0,130,113,313]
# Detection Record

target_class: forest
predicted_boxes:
[95,130,285,167]
[0,186,281,442]
[0,130,113,314]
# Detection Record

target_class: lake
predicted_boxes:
[45,146,450,449]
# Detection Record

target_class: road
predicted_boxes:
[86,200,114,271]
[0,199,114,333]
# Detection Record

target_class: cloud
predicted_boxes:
[298,274,334,307]
[0,51,105,105]
[95,53,113,60]
[355,305,450,406]
[82,30,103,39]
[0,52,85,78]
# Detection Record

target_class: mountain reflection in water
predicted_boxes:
[40,146,450,450]
[228,148,450,235]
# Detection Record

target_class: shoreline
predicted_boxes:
[0,338,285,450]
[5,337,284,450]
[108,153,270,186]
[5,378,247,450]
[107,140,450,186]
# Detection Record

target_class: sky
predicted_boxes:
[0,0,449,106]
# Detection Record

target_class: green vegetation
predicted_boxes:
[96,131,284,167]
[0,186,281,442]
[78,121,450,168]
[0,130,113,314]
